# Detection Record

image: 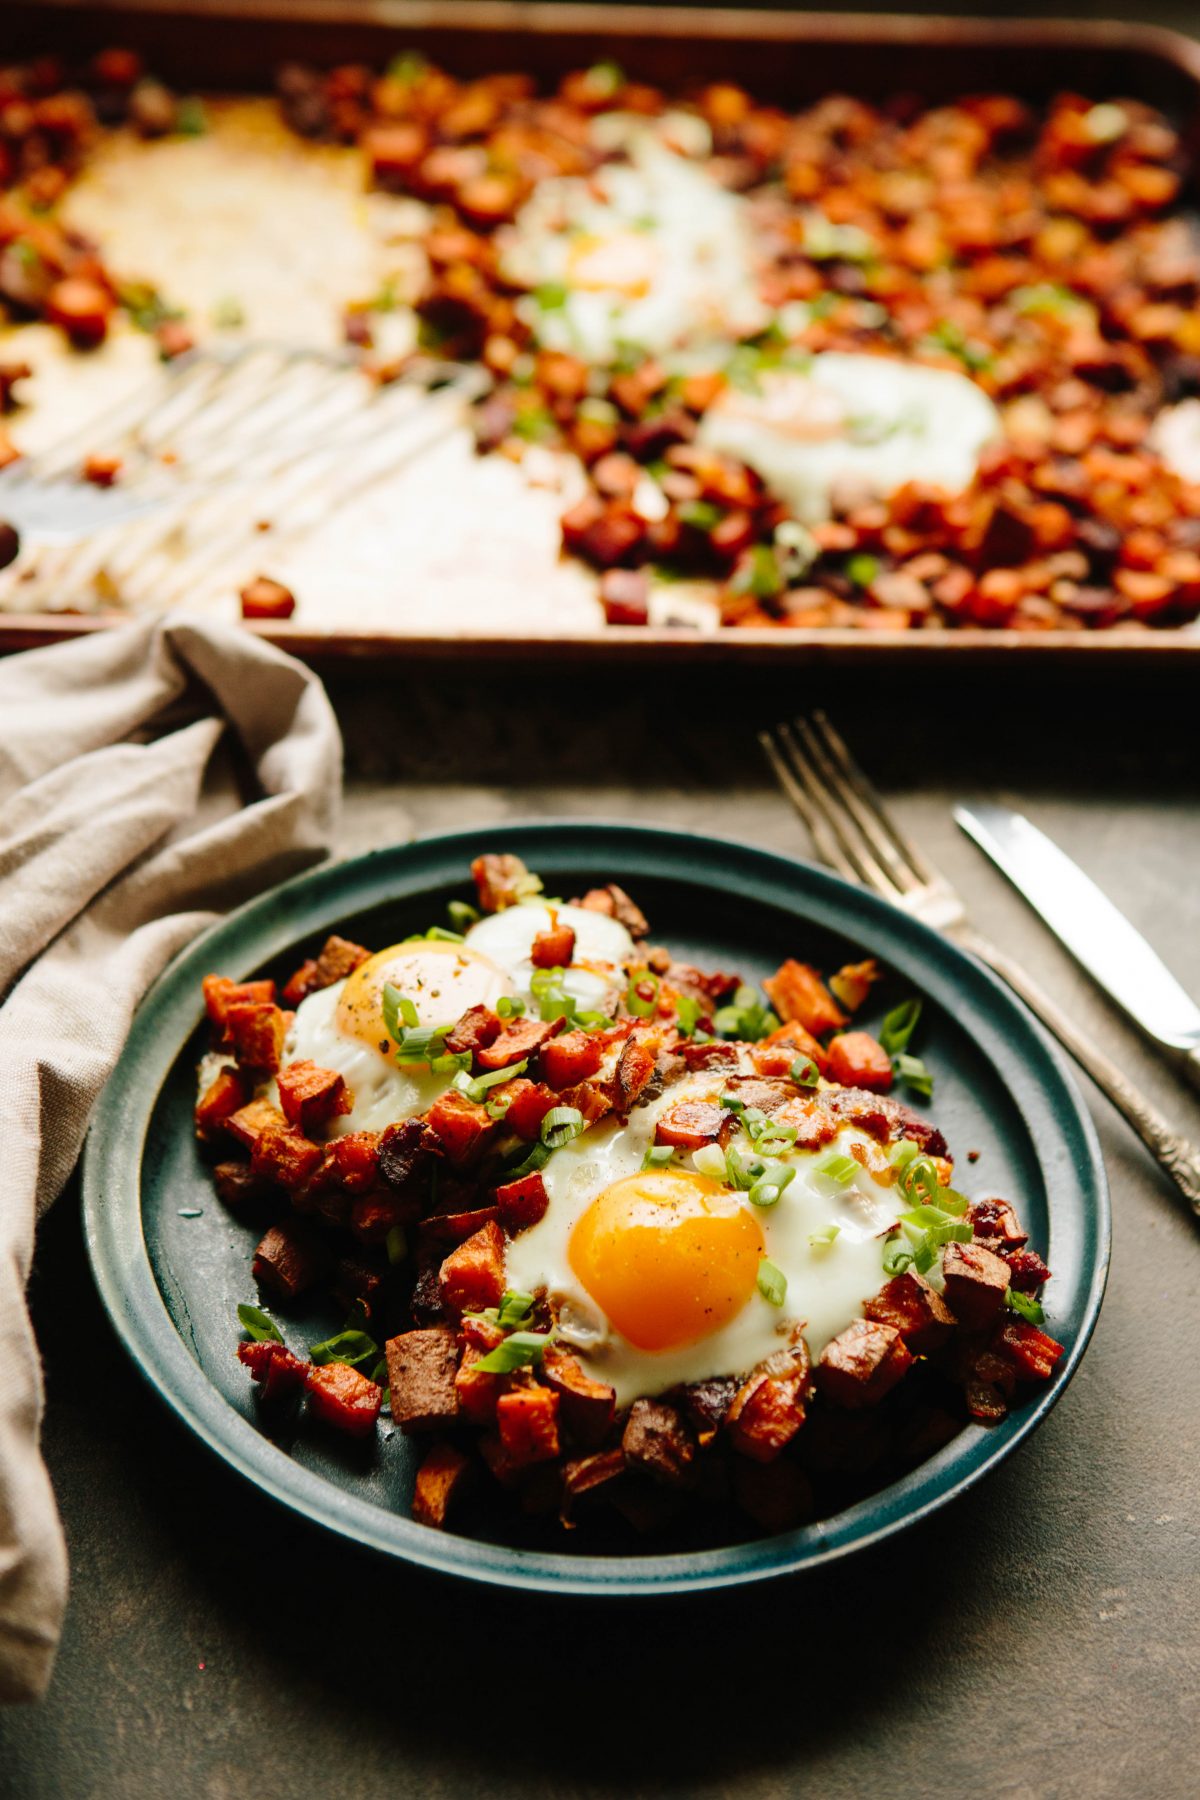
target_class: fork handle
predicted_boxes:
[959,927,1200,1213]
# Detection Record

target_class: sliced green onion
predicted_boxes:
[497,994,526,1019]
[674,995,704,1038]
[505,1141,551,1181]
[308,1329,379,1371]
[809,1223,841,1249]
[1006,1287,1045,1325]
[448,899,480,931]
[756,1258,788,1307]
[882,1234,914,1277]
[718,1092,745,1114]
[497,1290,536,1330]
[472,1330,552,1375]
[790,1055,820,1087]
[368,1358,389,1389]
[749,1164,795,1209]
[813,1150,858,1186]
[237,1303,282,1345]
[889,1137,921,1169]
[679,499,723,532]
[893,1051,933,1100]
[642,1145,675,1170]
[457,1059,529,1105]
[900,1204,953,1232]
[386,1225,407,1266]
[692,1143,727,1181]
[485,1095,514,1121]
[879,997,922,1057]
[575,1010,614,1031]
[625,973,660,1018]
[394,1026,442,1064]
[397,992,420,1028]
[428,1049,472,1075]
[899,1154,942,1207]
[540,1105,585,1149]
[425,926,465,943]
[713,985,780,1043]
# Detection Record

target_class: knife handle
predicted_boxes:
[960,927,1200,1214]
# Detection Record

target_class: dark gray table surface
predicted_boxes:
[1,653,1197,1800]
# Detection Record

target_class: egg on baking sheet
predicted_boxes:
[464,901,634,1015]
[698,351,1001,524]
[504,1072,911,1406]
[499,133,769,364]
[283,935,514,1135]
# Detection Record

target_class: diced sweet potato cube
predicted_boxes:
[531,922,576,969]
[500,1078,559,1140]
[443,1004,502,1057]
[576,882,649,938]
[496,1385,561,1466]
[942,1241,1012,1331]
[817,1319,914,1409]
[224,1000,287,1073]
[237,1339,309,1402]
[386,1327,461,1431]
[195,1066,247,1141]
[280,959,319,1007]
[276,1059,352,1133]
[763,960,848,1036]
[826,1031,894,1093]
[251,1222,325,1302]
[412,1442,473,1528]
[439,1219,506,1313]
[654,1099,726,1150]
[493,1170,549,1233]
[726,1347,811,1463]
[203,975,276,1028]
[305,1363,382,1437]
[475,1016,564,1072]
[471,853,534,913]
[733,1457,814,1532]
[250,1120,325,1191]
[863,1271,955,1355]
[420,1203,500,1248]
[539,1028,605,1090]
[541,1345,616,1447]
[213,1161,269,1209]
[996,1318,1065,1383]
[622,1398,695,1486]
[350,1187,418,1244]
[561,1447,627,1513]
[222,1097,284,1151]
[454,1344,503,1423]
[750,1019,827,1079]
[424,1089,498,1166]
[828,959,881,1013]
[313,934,371,987]
[327,1130,381,1192]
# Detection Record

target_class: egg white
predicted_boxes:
[465,902,633,1015]
[699,352,1001,523]
[504,1072,911,1406]
[281,978,454,1135]
[500,134,768,364]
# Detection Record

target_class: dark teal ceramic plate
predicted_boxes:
[82,823,1109,1594]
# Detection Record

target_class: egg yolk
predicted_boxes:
[565,231,659,297]
[568,1170,766,1353]
[335,940,511,1058]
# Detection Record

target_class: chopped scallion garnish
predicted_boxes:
[237,1303,283,1344]
[497,994,526,1019]
[1006,1287,1045,1325]
[642,1145,675,1170]
[813,1150,858,1186]
[809,1223,841,1249]
[540,1106,585,1150]
[472,1330,552,1375]
[790,1055,820,1087]
[757,1258,787,1307]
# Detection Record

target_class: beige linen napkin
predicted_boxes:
[0,616,341,1703]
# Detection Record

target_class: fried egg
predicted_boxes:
[464,902,634,1014]
[504,1073,911,1405]
[698,352,1000,523]
[500,134,768,364]
[279,905,634,1136]
[284,936,514,1134]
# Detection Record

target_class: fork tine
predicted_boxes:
[808,710,944,889]
[758,728,861,884]
[768,723,905,897]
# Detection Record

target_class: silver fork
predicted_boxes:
[761,712,1200,1213]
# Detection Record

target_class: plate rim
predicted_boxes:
[81,819,1111,1595]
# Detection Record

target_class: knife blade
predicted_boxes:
[954,802,1200,1055]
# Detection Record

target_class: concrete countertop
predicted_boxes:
[1,654,1197,1799]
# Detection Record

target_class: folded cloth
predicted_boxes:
[0,616,341,1703]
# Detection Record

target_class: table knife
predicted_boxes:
[954,801,1200,1091]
